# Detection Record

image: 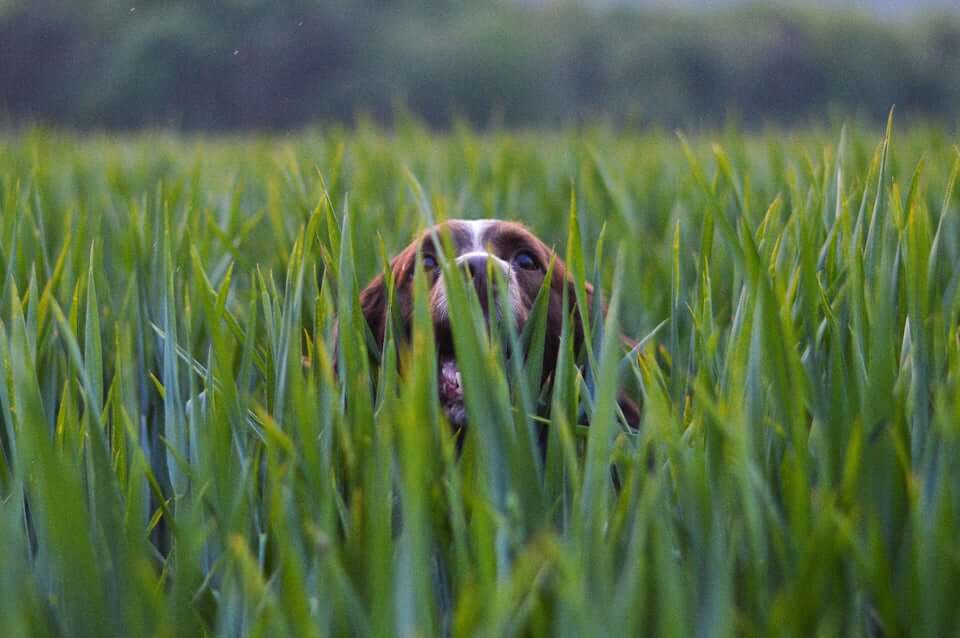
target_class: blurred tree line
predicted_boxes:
[1,0,958,130]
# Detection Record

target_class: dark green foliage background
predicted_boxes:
[0,119,959,636]
[2,1,959,130]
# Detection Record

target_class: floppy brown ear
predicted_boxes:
[545,258,641,428]
[359,272,389,351]
[358,243,419,352]
[546,258,595,352]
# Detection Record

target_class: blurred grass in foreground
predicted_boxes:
[0,118,959,637]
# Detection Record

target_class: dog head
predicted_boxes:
[358,219,625,427]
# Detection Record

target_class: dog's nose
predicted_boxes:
[461,253,490,285]
[456,252,493,310]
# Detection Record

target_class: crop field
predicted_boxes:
[0,118,959,637]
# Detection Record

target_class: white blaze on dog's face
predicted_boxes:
[429,220,530,329]
[359,219,592,427]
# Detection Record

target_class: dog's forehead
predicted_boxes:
[435,219,543,254]
[446,219,494,251]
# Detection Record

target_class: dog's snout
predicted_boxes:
[461,253,491,284]
[454,252,497,309]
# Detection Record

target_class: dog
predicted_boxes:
[356,219,640,429]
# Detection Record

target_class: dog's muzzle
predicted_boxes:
[454,251,512,315]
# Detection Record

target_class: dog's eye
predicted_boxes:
[513,250,539,270]
[422,254,438,271]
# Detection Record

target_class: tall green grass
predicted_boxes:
[0,118,959,637]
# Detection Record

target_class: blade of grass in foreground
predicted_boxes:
[13,294,113,636]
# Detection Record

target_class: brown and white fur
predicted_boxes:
[357,219,640,428]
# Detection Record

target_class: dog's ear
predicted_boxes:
[359,243,419,351]
[359,272,389,350]
[546,256,641,429]
[539,256,592,390]
[546,256,595,350]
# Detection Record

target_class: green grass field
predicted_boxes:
[1,117,959,637]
